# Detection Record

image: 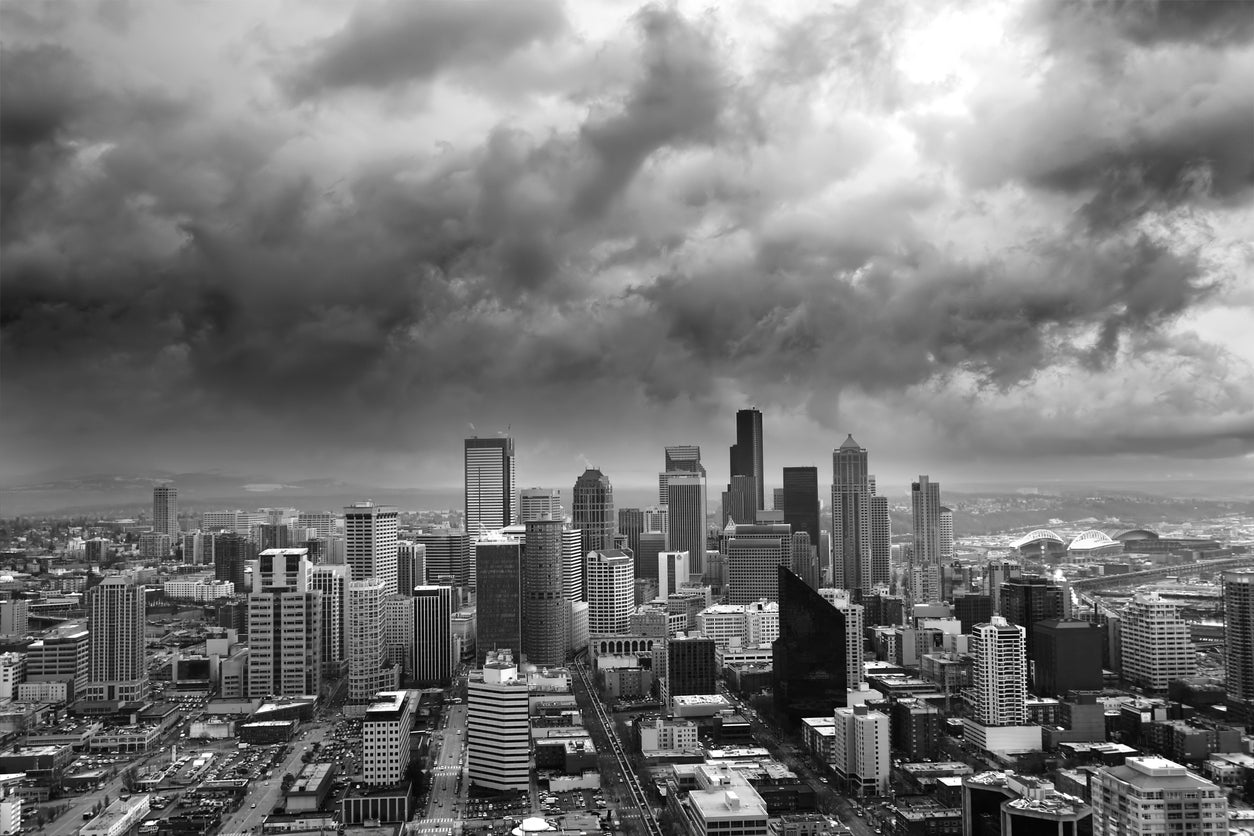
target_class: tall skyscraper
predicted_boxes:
[586,551,634,636]
[726,523,793,604]
[869,494,891,587]
[617,508,645,559]
[1000,577,1065,659]
[468,650,530,791]
[153,484,180,539]
[665,445,705,474]
[519,487,562,523]
[1092,757,1227,836]
[954,593,994,633]
[465,436,516,534]
[475,535,523,663]
[522,518,572,667]
[832,435,872,593]
[344,502,399,594]
[782,467,820,554]
[938,507,954,559]
[397,542,426,595]
[1120,592,1197,691]
[667,634,717,697]
[572,468,615,565]
[348,579,397,702]
[413,586,454,687]
[965,616,1039,753]
[986,560,1022,615]
[636,531,667,584]
[773,567,848,725]
[1223,570,1254,723]
[86,577,148,702]
[311,564,348,678]
[667,474,707,575]
[247,548,322,698]
[910,476,941,602]
[729,408,764,512]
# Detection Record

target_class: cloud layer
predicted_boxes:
[2,0,1253,488]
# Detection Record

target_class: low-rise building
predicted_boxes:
[81,795,152,836]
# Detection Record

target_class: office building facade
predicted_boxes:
[465,436,516,534]
[412,530,472,589]
[1032,619,1104,698]
[1223,570,1254,723]
[1091,757,1227,836]
[1000,577,1065,658]
[397,542,426,595]
[1120,592,1197,691]
[522,518,572,667]
[586,550,634,636]
[782,467,820,559]
[344,502,399,594]
[773,567,848,725]
[519,487,562,523]
[475,537,523,664]
[468,650,531,791]
[667,474,708,575]
[247,548,322,698]
[362,690,415,785]
[153,484,180,539]
[726,523,793,604]
[729,408,764,512]
[667,635,717,696]
[572,469,616,560]
[310,564,348,677]
[413,586,454,687]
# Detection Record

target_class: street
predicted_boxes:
[420,701,468,823]
[217,724,331,835]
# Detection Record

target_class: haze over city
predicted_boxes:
[3,0,1253,491]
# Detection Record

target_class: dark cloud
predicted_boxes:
[0,44,89,148]
[1042,0,1254,48]
[573,5,732,217]
[285,0,567,98]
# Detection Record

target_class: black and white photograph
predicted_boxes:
[0,1,1252,835]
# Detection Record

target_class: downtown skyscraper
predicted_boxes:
[247,548,322,698]
[86,576,148,702]
[666,473,707,575]
[1223,570,1254,723]
[572,468,616,558]
[729,407,764,512]
[344,502,401,702]
[153,484,180,539]
[832,435,872,593]
[522,517,573,667]
[465,435,516,534]
[910,475,942,603]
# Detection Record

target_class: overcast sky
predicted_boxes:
[2,0,1253,493]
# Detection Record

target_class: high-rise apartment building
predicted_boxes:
[1000,577,1065,659]
[1120,592,1197,691]
[970,617,1027,727]
[86,577,148,702]
[965,617,1040,754]
[310,564,348,678]
[153,484,180,539]
[910,476,941,601]
[362,690,416,785]
[729,408,764,512]
[869,494,891,587]
[474,535,523,664]
[247,548,322,698]
[468,650,530,791]
[832,435,872,593]
[773,567,848,725]
[819,589,866,686]
[397,542,425,595]
[667,474,707,574]
[1091,757,1227,836]
[586,551,634,636]
[938,507,954,559]
[831,706,890,797]
[256,523,291,552]
[413,586,454,687]
[465,436,516,534]
[1223,570,1254,723]
[726,523,793,604]
[522,518,572,667]
[0,600,28,637]
[573,469,616,590]
[344,502,399,594]
[782,467,820,557]
[519,488,562,523]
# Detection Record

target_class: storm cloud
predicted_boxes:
[1,0,1252,487]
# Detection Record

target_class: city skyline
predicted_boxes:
[3,1,1253,490]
